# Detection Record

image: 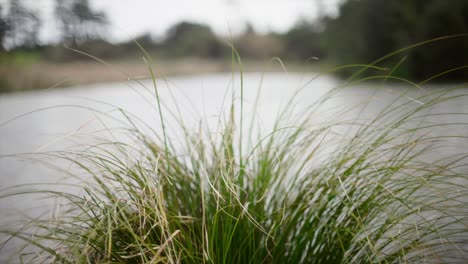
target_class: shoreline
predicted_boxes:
[0,58,327,93]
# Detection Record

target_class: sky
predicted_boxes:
[2,0,342,43]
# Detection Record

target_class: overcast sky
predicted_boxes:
[2,0,342,43]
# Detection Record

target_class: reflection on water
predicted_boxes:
[0,72,467,261]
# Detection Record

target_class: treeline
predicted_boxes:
[1,0,106,49]
[0,0,324,62]
[0,0,109,60]
[1,0,467,81]
[325,0,468,81]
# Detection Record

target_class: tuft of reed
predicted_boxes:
[1,46,468,263]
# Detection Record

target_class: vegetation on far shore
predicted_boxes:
[0,54,331,93]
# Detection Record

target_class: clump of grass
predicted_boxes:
[1,51,468,263]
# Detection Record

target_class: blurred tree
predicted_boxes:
[132,33,156,49]
[283,20,325,60]
[0,6,9,51]
[410,0,468,80]
[244,23,255,35]
[163,22,224,58]
[3,0,41,49]
[324,0,468,81]
[55,0,108,46]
